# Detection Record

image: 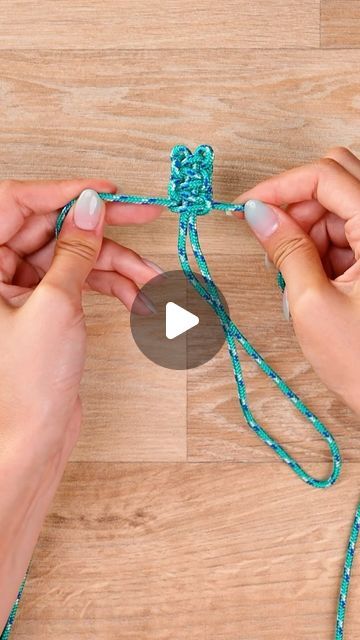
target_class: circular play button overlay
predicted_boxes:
[130,269,228,370]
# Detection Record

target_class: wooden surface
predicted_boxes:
[1,1,359,638]
[321,1,360,47]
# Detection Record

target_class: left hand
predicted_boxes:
[0,178,164,456]
[0,179,164,630]
[0,178,163,313]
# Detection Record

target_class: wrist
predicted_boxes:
[0,397,81,463]
[0,424,68,638]
[345,393,360,420]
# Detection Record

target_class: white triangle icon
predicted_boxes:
[165,302,199,340]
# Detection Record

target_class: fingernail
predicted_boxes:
[141,257,167,277]
[137,291,157,315]
[244,199,279,238]
[282,287,290,321]
[74,189,103,230]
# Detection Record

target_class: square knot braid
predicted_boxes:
[168,144,214,216]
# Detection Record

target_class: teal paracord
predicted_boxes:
[2,144,358,640]
[0,574,27,640]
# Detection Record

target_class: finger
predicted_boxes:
[285,199,327,234]
[322,253,334,279]
[324,211,349,248]
[286,149,360,224]
[287,149,360,228]
[0,282,32,307]
[236,158,360,222]
[334,259,360,284]
[325,146,360,181]
[328,246,356,278]
[0,246,20,283]
[11,258,41,288]
[8,200,163,259]
[86,270,156,315]
[306,214,349,258]
[39,189,105,303]
[7,211,57,256]
[0,178,116,244]
[309,217,329,257]
[93,238,165,284]
[0,247,19,310]
[19,239,55,283]
[235,147,360,229]
[26,235,166,293]
[105,201,164,225]
[265,148,360,228]
[243,199,331,309]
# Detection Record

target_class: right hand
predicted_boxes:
[235,147,360,417]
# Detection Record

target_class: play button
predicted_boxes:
[130,269,228,370]
[130,270,227,370]
[166,302,199,339]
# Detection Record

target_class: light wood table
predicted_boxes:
[1,2,359,637]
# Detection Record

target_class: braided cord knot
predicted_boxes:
[168,144,214,216]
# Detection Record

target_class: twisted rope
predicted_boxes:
[3,145,358,640]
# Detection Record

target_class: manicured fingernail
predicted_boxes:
[137,291,157,315]
[74,189,102,230]
[244,199,279,238]
[282,287,290,321]
[141,257,167,277]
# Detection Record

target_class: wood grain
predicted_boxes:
[13,463,360,639]
[1,49,360,257]
[0,2,359,638]
[321,1,360,48]
[0,1,320,50]
[77,283,187,463]
[76,251,186,463]
[187,258,360,464]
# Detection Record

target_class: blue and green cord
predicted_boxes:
[3,145,358,640]
[0,574,27,640]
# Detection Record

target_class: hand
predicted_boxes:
[0,178,164,453]
[235,147,360,417]
[0,179,163,629]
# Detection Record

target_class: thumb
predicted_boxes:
[243,199,330,306]
[42,189,105,300]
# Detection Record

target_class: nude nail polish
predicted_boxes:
[244,200,279,238]
[74,189,102,230]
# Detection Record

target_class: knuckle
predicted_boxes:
[0,180,32,218]
[125,243,141,261]
[316,156,340,172]
[0,179,16,198]
[272,235,310,271]
[311,158,341,200]
[117,245,136,262]
[324,146,352,163]
[56,237,97,262]
[126,247,138,260]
